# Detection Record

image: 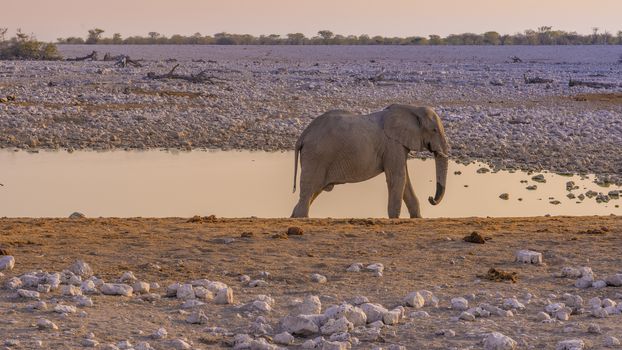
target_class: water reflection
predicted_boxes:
[0,150,619,218]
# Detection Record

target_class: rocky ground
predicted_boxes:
[1,216,622,349]
[0,45,621,185]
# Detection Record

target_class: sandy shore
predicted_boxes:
[1,216,621,349]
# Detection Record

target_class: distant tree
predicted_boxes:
[86,28,104,44]
[0,28,8,42]
[482,31,500,45]
[428,34,443,45]
[317,30,334,41]
[112,33,122,44]
[1,29,61,60]
[286,33,306,44]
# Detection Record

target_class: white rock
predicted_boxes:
[459,311,476,321]
[169,339,191,350]
[17,289,40,299]
[383,308,401,325]
[119,271,137,283]
[360,303,388,323]
[181,299,205,308]
[562,293,583,308]
[82,339,99,347]
[166,282,180,296]
[100,283,133,296]
[311,273,327,283]
[76,295,94,307]
[560,267,582,278]
[6,277,22,289]
[418,290,439,307]
[117,340,132,349]
[515,250,542,264]
[366,263,384,273]
[214,287,234,304]
[536,311,551,321]
[62,284,82,296]
[321,316,353,335]
[605,274,622,287]
[282,315,320,335]
[176,284,195,300]
[0,255,15,271]
[186,310,208,324]
[484,332,517,350]
[28,301,47,311]
[135,342,154,350]
[409,311,430,318]
[206,281,228,293]
[294,295,322,315]
[451,297,469,311]
[545,303,566,314]
[604,336,621,347]
[69,260,93,278]
[556,339,585,350]
[54,304,77,314]
[592,280,607,288]
[404,291,425,308]
[249,279,268,287]
[151,327,167,339]
[602,298,616,308]
[37,318,58,330]
[194,286,213,300]
[591,307,608,318]
[503,298,525,310]
[81,280,98,294]
[322,341,351,350]
[20,273,42,287]
[37,284,51,293]
[346,263,363,272]
[239,275,251,282]
[133,281,150,294]
[273,332,294,345]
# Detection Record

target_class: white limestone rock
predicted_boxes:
[451,297,469,311]
[282,315,320,335]
[214,287,234,304]
[17,289,40,299]
[76,295,94,307]
[151,327,167,339]
[404,291,425,308]
[311,273,328,284]
[37,318,58,330]
[81,280,99,294]
[360,303,388,323]
[321,316,353,335]
[322,341,351,350]
[515,250,542,265]
[37,284,51,293]
[273,332,295,345]
[249,279,268,287]
[484,332,517,350]
[186,310,208,324]
[54,304,77,314]
[169,339,191,350]
[6,276,22,290]
[592,280,607,288]
[194,286,213,300]
[383,308,402,325]
[560,267,583,279]
[133,281,150,294]
[605,274,622,287]
[119,271,137,283]
[418,290,439,307]
[556,339,585,350]
[293,295,322,315]
[166,282,180,297]
[604,336,621,347]
[346,263,363,272]
[176,284,195,300]
[100,283,133,296]
[181,299,205,308]
[68,260,93,278]
[503,298,525,310]
[62,284,82,296]
[0,255,15,271]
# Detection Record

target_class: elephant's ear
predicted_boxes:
[382,105,422,151]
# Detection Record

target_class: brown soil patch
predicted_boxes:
[481,267,518,283]
[571,92,622,104]
[463,231,487,244]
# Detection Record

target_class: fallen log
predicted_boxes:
[66,50,98,61]
[114,55,143,68]
[146,64,222,84]
[569,78,617,89]
[523,74,553,84]
[510,56,522,63]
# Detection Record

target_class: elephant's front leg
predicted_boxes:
[403,171,421,218]
[384,165,407,219]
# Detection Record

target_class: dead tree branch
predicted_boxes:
[523,74,554,84]
[569,78,617,89]
[66,50,98,61]
[114,55,143,68]
[510,56,522,63]
[146,64,224,84]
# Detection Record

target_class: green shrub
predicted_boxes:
[0,30,62,60]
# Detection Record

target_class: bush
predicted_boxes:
[0,30,62,60]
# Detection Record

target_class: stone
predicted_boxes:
[76,295,94,307]
[249,279,268,287]
[287,226,304,235]
[451,297,469,311]
[604,336,621,347]
[186,310,208,324]
[214,287,234,304]
[81,280,98,294]
[54,304,77,314]
[282,315,320,335]
[383,308,402,325]
[575,277,593,289]
[346,263,363,272]
[37,318,58,330]
[515,250,543,264]
[360,303,388,323]
[503,298,525,310]
[322,341,351,350]
[82,339,100,347]
[605,274,622,287]
[409,311,430,318]
[135,342,154,350]
[28,300,47,311]
[17,289,40,299]
[311,273,327,283]
[536,311,551,321]
[176,284,195,299]
[69,260,93,278]
[0,255,15,271]
[194,286,213,300]
[273,332,295,345]
[587,323,601,334]
[62,284,82,296]
[152,327,167,339]
[294,295,322,315]
[100,283,133,296]
[592,280,607,288]
[499,193,509,200]
[37,284,51,293]
[349,295,369,305]
[69,212,85,219]
[366,263,384,274]
[166,282,180,296]
[560,267,583,278]
[459,311,476,321]
[169,339,191,350]
[418,290,439,307]
[119,271,137,283]
[117,340,132,349]
[133,281,150,294]
[484,332,517,350]
[555,339,585,350]
[321,316,353,335]
[21,273,42,287]
[404,291,425,308]
[591,307,608,318]
[181,299,205,308]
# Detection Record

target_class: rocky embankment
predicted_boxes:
[0,45,621,184]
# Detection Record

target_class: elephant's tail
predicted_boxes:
[293,139,302,193]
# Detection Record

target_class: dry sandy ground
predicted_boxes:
[1,216,621,349]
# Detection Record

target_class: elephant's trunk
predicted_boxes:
[428,154,448,205]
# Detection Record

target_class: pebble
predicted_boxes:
[346,263,363,272]
[360,303,389,323]
[515,250,543,264]
[100,283,133,296]
[185,310,208,324]
[556,339,585,350]
[133,281,150,294]
[293,295,322,315]
[54,304,77,314]
[0,255,15,271]
[310,273,328,283]
[404,291,425,308]
[451,297,469,311]
[214,286,234,304]
[36,318,58,330]
[321,316,354,335]
[68,260,93,278]
[17,289,40,299]
[168,339,191,350]
[151,327,167,339]
[604,336,621,347]
[281,314,320,335]
[273,332,295,345]
[176,284,195,300]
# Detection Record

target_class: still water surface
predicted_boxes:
[0,150,619,218]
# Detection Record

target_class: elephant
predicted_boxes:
[291,104,449,218]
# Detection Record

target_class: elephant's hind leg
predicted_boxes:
[403,171,421,218]
[291,188,322,218]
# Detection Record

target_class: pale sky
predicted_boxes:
[3,0,622,41]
